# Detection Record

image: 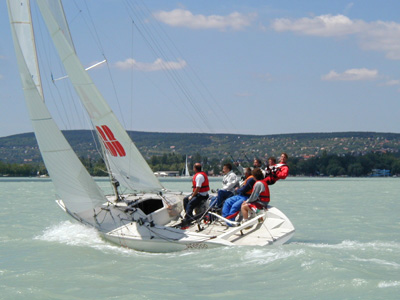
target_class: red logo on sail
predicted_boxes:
[96,125,126,157]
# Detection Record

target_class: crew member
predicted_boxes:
[264,152,289,185]
[209,163,238,208]
[241,179,270,223]
[181,163,209,227]
[222,168,263,221]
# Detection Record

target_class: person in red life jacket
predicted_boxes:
[181,163,210,228]
[240,178,270,223]
[221,168,264,222]
[264,152,289,185]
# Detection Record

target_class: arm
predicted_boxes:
[234,162,244,175]
[276,165,289,180]
[236,177,255,195]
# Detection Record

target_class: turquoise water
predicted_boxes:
[0,177,399,299]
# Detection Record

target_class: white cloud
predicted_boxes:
[114,58,187,71]
[0,74,4,80]
[321,68,378,81]
[271,14,364,37]
[357,21,400,59]
[271,14,400,60]
[380,79,400,86]
[153,9,256,31]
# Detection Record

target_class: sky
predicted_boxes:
[1,0,400,138]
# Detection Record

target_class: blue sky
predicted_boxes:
[1,0,400,137]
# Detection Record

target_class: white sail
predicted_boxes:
[36,0,163,193]
[7,0,107,216]
[7,0,42,97]
[184,156,190,177]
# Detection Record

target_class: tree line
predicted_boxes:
[1,151,399,177]
[288,151,400,176]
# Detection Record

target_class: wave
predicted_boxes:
[294,240,400,251]
[378,281,400,288]
[350,256,400,268]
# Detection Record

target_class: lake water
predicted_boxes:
[0,177,399,299]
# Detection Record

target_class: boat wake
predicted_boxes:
[34,221,134,255]
[242,248,305,266]
[293,240,400,251]
[378,281,400,288]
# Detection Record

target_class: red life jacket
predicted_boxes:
[242,175,255,195]
[192,171,210,193]
[258,180,270,203]
[264,163,289,185]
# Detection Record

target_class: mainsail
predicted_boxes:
[36,0,163,193]
[7,0,107,215]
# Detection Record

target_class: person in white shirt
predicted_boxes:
[209,163,238,208]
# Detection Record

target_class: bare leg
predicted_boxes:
[241,202,251,220]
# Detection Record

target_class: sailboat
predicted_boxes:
[7,0,295,252]
[183,155,190,177]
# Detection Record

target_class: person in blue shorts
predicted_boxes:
[222,168,264,222]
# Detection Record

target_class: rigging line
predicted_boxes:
[133,21,214,132]
[103,58,128,128]
[72,0,104,54]
[49,80,73,129]
[71,0,128,129]
[52,62,92,130]
[128,21,134,181]
[32,3,86,131]
[137,0,236,132]
[72,87,107,163]
[30,4,69,128]
[133,0,233,132]
[260,211,276,241]
[128,59,206,131]
[124,2,215,133]
[128,21,211,132]
[63,80,86,129]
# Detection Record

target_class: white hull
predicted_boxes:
[57,195,295,253]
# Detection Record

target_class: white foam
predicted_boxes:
[301,260,316,269]
[352,278,367,287]
[378,281,400,288]
[34,221,187,257]
[351,256,400,269]
[302,240,400,251]
[34,221,135,256]
[243,248,305,265]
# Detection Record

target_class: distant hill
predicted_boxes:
[1,130,399,164]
